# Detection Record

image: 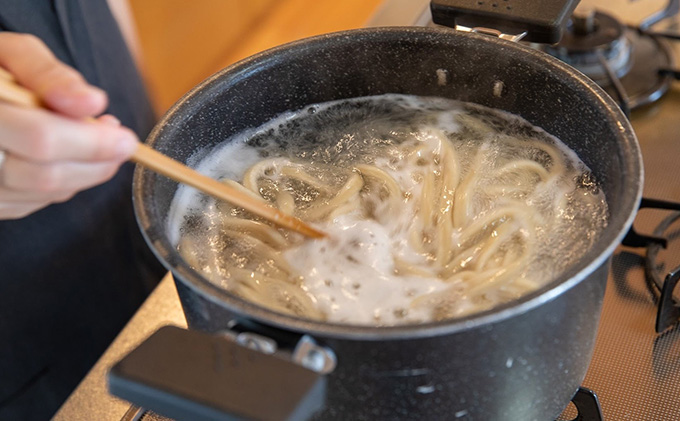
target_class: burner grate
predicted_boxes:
[619,198,680,332]
[645,210,680,332]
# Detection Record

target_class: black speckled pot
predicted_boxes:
[133,27,642,420]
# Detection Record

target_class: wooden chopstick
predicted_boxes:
[132,144,326,238]
[0,68,42,107]
[0,72,326,239]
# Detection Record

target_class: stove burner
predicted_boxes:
[546,10,631,84]
[544,9,675,111]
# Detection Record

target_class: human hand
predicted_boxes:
[0,33,139,219]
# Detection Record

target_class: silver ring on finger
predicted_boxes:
[0,149,5,172]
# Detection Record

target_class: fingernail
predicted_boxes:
[70,85,107,106]
[114,131,139,158]
[100,115,121,127]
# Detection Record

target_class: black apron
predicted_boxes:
[0,1,165,419]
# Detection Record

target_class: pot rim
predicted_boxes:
[134,26,643,340]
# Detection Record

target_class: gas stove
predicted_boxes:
[394,0,680,419]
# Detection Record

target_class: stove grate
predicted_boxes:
[645,210,680,332]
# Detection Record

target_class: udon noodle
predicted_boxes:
[169,94,608,325]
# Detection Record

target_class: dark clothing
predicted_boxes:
[0,1,164,419]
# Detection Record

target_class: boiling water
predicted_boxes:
[168,94,608,326]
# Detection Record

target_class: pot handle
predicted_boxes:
[108,325,329,421]
[430,0,581,43]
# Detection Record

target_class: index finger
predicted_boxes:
[0,103,139,162]
[0,32,107,118]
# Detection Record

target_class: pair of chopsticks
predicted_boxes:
[0,68,325,239]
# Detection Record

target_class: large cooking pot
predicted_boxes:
[117,26,642,420]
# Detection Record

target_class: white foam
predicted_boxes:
[285,212,449,325]
[167,94,608,325]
